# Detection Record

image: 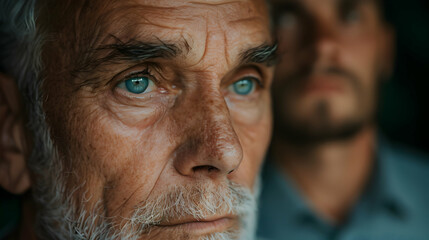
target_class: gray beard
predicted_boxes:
[29,100,258,240]
[34,167,258,240]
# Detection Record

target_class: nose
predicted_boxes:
[305,16,339,63]
[172,82,243,179]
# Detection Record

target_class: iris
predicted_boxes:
[232,79,255,95]
[124,77,149,94]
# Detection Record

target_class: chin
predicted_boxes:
[33,169,259,240]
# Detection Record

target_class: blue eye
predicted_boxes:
[119,77,150,94]
[231,78,256,95]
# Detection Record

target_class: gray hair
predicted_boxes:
[0,1,64,237]
[0,0,54,173]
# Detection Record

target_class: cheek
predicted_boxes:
[227,89,272,125]
[95,116,184,207]
[341,37,380,105]
[53,95,175,214]
[230,94,272,189]
[342,32,380,79]
[101,90,176,128]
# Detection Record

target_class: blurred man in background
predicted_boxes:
[258,0,429,239]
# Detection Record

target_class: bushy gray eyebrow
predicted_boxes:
[84,35,277,70]
[240,43,278,66]
[96,42,278,65]
[72,35,183,75]
[96,38,181,62]
[100,42,279,67]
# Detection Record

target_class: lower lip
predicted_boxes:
[159,217,235,235]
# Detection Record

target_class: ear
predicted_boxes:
[0,73,31,194]
[378,24,395,81]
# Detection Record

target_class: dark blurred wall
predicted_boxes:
[378,0,429,153]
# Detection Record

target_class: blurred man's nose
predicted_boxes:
[306,15,339,63]
[172,80,243,179]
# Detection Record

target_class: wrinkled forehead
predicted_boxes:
[108,0,268,35]
[39,0,271,69]
[41,0,268,28]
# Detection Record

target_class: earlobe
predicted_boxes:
[0,73,31,194]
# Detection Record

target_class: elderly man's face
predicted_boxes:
[35,0,274,239]
[271,0,392,142]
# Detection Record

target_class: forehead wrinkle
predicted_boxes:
[184,1,268,69]
[85,0,263,49]
[228,16,264,25]
[188,0,245,6]
[186,0,265,24]
[183,14,232,72]
[94,6,189,44]
[115,6,193,30]
[69,1,193,45]
[92,3,230,51]
[223,29,231,68]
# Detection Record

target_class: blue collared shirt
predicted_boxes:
[257,138,429,240]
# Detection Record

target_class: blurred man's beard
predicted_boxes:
[29,102,258,240]
[274,99,365,145]
[273,67,368,145]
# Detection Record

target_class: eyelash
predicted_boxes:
[122,68,158,84]
[245,65,266,89]
[254,76,264,89]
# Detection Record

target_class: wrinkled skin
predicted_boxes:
[37,0,274,239]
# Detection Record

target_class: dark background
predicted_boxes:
[378,0,429,154]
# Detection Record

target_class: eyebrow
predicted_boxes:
[77,35,277,74]
[82,37,182,71]
[100,41,279,66]
[240,43,278,67]
[72,39,277,90]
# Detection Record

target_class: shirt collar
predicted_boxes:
[263,135,414,226]
[262,161,326,225]
[372,135,412,219]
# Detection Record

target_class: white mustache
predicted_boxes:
[56,180,256,240]
[125,180,254,235]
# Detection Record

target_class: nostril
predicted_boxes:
[192,165,219,173]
